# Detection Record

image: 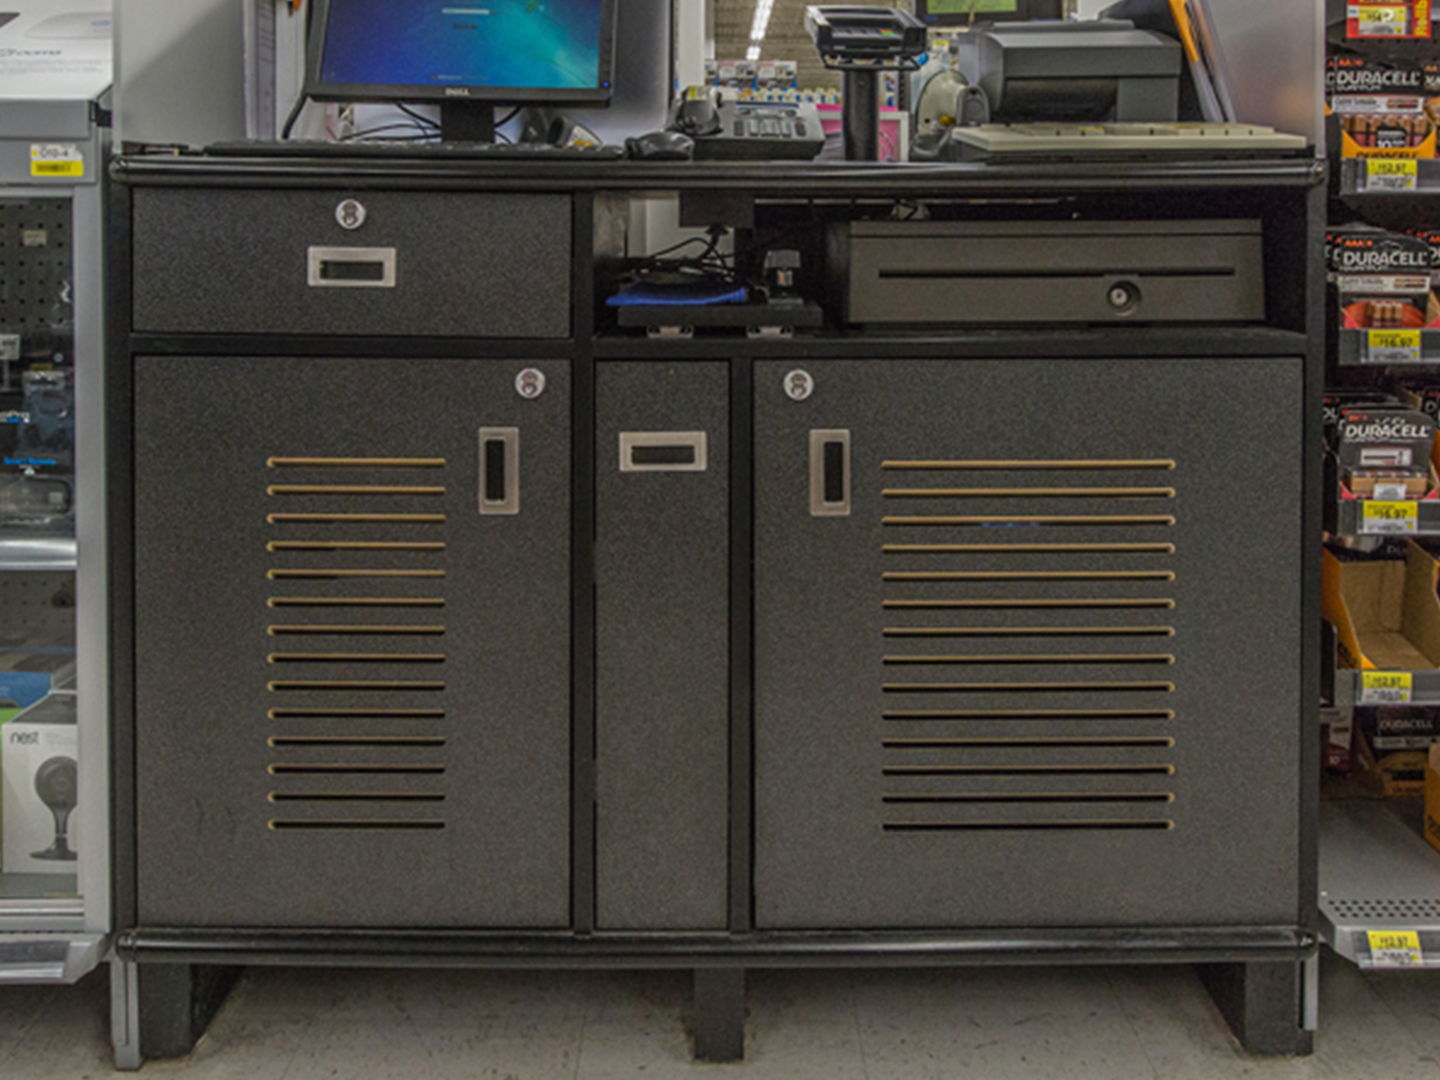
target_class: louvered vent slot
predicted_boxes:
[265,456,448,831]
[881,459,1177,833]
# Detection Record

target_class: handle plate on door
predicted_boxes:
[479,427,519,515]
[810,429,851,516]
[619,431,708,472]
[307,247,397,288]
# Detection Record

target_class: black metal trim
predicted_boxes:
[728,358,754,933]
[1298,184,1325,936]
[106,172,139,933]
[126,335,577,360]
[570,194,597,936]
[111,156,1325,195]
[591,329,1311,362]
[115,926,1315,967]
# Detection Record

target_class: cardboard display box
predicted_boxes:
[1425,742,1440,852]
[1,691,77,874]
[1324,541,1440,670]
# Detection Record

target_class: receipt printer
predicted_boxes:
[956,20,1182,124]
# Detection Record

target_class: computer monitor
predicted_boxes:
[913,0,1064,28]
[304,0,619,141]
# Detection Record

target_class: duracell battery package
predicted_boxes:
[1334,406,1437,497]
[1326,389,1401,440]
[1347,1,1433,40]
[1330,227,1436,328]
[1394,374,1440,422]
[1330,57,1439,155]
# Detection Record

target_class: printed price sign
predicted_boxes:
[1367,159,1420,190]
[1367,929,1424,966]
[1369,328,1423,363]
[29,144,83,179]
[1361,671,1414,704]
[1363,500,1420,533]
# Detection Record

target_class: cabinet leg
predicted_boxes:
[1196,960,1314,1055]
[132,962,243,1061]
[110,960,141,1071]
[693,967,745,1062]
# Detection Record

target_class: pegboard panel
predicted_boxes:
[0,198,74,336]
[0,570,76,648]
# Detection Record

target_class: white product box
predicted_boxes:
[2,692,78,874]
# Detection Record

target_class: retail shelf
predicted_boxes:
[1320,799,1440,968]
[1340,157,1440,196]
[1337,328,1440,367]
[0,934,103,983]
[1338,668,1440,706]
[1331,497,1440,535]
[0,534,76,571]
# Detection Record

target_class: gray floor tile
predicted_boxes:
[853,967,1158,1080]
[15,954,1440,1077]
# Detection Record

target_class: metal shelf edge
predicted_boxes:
[0,536,77,571]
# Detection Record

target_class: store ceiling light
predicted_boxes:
[749,0,776,50]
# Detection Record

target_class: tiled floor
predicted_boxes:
[5,950,1440,1078]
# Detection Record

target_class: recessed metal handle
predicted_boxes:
[810,429,850,516]
[307,247,397,288]
[619,431,708,472]
[479,427,518,515]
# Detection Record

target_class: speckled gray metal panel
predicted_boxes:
[133,356,571,927]
[752,357,1303,929]
[594,361,730,930]
[130,188,571,338]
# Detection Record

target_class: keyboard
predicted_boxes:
[207,139,628,160]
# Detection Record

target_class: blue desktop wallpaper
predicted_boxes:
[321,0,605,90]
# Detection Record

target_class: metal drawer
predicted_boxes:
[132,188,572,338]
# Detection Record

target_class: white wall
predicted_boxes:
[1072,0,1322,145]
[115,0,246,148]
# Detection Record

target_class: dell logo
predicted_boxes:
[445,88,471,97]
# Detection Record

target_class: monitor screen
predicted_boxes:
[306,0,616,103]
[913,0,1063,27]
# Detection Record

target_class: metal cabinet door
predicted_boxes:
[133,357,571,928]
[754,358,1303,930]
[594,361,730,930]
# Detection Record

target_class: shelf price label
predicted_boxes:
[1362,500,1419,534]
[1367,930,1423,967]
[1361,671,1414,704]
[1368,329,1423,364]
[29,143,82,179]
[1367,159,1420,191]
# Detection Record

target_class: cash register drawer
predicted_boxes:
[835,219,1264,325]
[132,188,572,338]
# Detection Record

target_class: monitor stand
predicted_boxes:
[440,101,496,143]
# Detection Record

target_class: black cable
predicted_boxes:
[280,90,308,140]
[342,123,441,141]
[397,104,440,129]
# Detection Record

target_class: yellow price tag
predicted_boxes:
[30,160,83,178]
[29,143,83,179]
[1361,670,1414,704]
[1367,159,1420,190]
[1368,329,1423,365]
[1363,500,1419,533]
[1367,929,1423,966]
